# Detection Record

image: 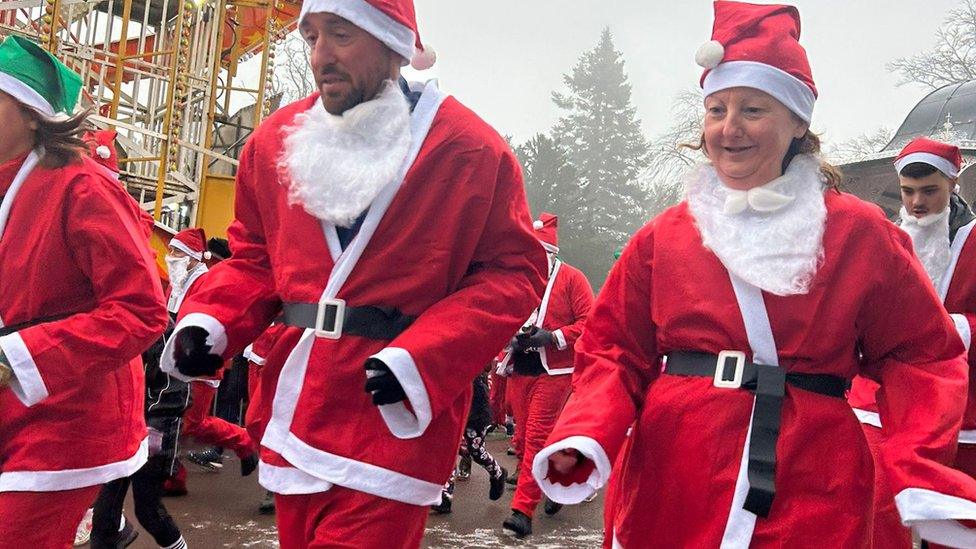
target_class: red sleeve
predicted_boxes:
[370,148,548,438]
[553,266,594,349]
[538,226,660,489]
[173,140,282,359]
[2,174,168,404]
[858,222,976,541]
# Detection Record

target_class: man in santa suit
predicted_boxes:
[166,227,258,477]
[160,1,548,546]
[497,213,594,538]
[849,136,976,548]
[531,3,976,547]
[0,35,168,548]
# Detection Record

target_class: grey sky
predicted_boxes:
[397,0,962,146]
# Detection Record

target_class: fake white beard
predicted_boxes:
[899,206,951,286]
[166,261,206,313]
[279,80,412,227]
[165,255,191,288]
[686,154,828,296]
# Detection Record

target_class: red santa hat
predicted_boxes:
[299,0,436,70]
[83,130,119,176]
[533,213,559,254]
[170,227,212,261]
[696,1,817,123]
[894,137,963,179]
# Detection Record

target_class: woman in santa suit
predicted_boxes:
[0,36,168,548]
[531,2,976,548]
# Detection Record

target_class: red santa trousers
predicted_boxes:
[0,485,100,549]
[509,372,573,516]
[862,424,913,549]
[489,370,508,425]
[183,381,254,458]
[275,485,428,549]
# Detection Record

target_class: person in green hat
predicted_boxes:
[0,35,168,548]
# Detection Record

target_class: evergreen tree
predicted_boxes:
[515,133,579,222]
[546,27,651,287]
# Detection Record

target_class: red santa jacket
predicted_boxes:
[498,259,593,374]
[850,216,976,440]
[0,152,167,491]
[162,81,548,506]
[532,194,976,547]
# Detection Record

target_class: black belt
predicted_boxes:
[664,351,848,518]
[280,300,414,340]
[0,311,77,337]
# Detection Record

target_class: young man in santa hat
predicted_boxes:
[165,228,258,477]
[496,213,594,538]
[849,136,976,548]
[160,1,548,546]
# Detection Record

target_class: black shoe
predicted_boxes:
[489,466,507,501]
[258,490,276,515]
[502,510,532,538]
[544,497,563,516]
[456,454,472,480]
[188,447,223,471]
[505,421,515,436]
[431,493,453,514]
[506,446,516,456]
[119,517,139,547]
[240,453,258,477]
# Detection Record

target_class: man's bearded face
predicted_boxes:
[300,12,402,115]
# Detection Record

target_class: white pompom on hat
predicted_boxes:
[697,1,818,123]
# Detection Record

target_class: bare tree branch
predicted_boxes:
[888,0,976,89]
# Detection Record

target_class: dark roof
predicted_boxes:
[886,81,976,151]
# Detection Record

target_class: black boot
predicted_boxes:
[502,510,532,538]
[240,453,258,477]
[258,490,276,515]
[489,466,507,501]
[544,497,563,516]
[431,491,453,514]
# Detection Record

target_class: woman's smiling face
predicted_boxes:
[703,87,808,190]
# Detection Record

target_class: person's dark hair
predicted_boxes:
[899,162,941,180]
[20,106,93,169]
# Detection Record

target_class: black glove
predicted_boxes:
[364,358,407,406]
[173,326,224,377]
[510,335,529,353]
[516,328,555,350]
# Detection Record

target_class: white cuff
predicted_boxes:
[0,332,49,407]
[160,312,228,383]
[532,435,612,505]
[370,347,432,439]
[553,329,568,351]
[951,314,972,352]
[243,343,266,366]
[895,488,976,547]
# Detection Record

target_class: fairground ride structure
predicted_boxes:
[0,0,301,247]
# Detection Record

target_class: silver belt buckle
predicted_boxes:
[314,297,346,339]
[713,350,746,389]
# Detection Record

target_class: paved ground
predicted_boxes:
[113,436,604,548]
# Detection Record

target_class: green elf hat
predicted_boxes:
[0,36,82,117]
